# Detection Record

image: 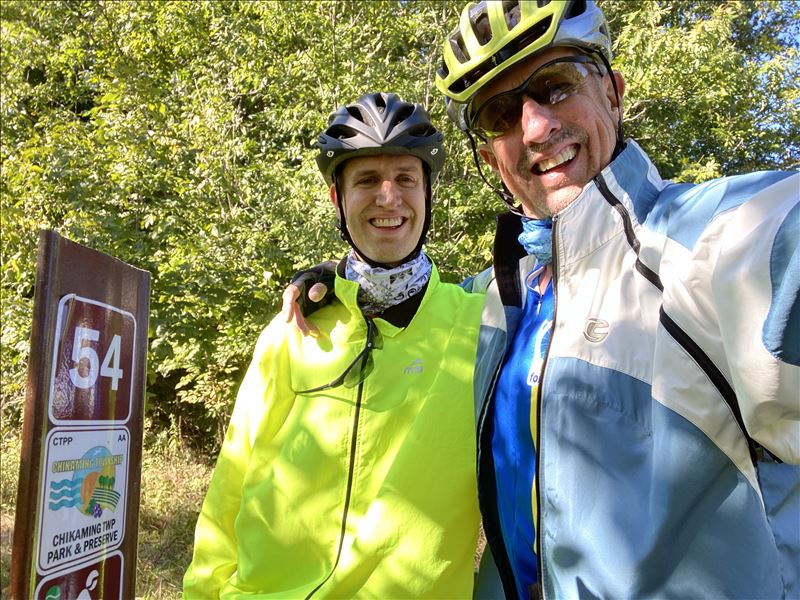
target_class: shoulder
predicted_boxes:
[460,265,495,295]
[254,299,347,354]
[433,279,486,307]
[666,170,795,207]
[650,170,798,251]
[424,264,486,317]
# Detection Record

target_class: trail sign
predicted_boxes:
[10,231,150,600]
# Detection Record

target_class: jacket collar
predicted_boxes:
[492,140,663,275]
[554,140,664,268]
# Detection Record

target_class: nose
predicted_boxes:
[520,96,560,145]
[375,179,401,207]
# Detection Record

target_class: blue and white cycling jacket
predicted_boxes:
[470,140,800,599]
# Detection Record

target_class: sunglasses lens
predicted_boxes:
[294,320,382,393]
[532,61,591,104]
[473,95,521,138]
[343,323,381,387]
[470,59,596,138]
[371,326,384,351]
[343,350,374,388]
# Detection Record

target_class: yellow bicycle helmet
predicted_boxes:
[436,0,612,130]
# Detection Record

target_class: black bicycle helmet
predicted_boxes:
[315,93,446,267]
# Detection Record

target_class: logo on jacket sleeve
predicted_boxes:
[584,318,610,343]
[403,359,424,375]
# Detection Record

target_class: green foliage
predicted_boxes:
[2,0,798,455]
[605,0,800,180]
[0,432,21,593]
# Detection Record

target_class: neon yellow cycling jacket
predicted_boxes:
[184,264,483,599]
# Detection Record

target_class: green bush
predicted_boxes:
[1,1,797,596]
[2,0,797,456]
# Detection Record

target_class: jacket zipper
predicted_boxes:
[594,173,767,462]
[534,215,558,600]
[305,318,371,598]
[658,308,766,463]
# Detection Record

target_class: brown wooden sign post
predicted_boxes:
[10,231,150,600]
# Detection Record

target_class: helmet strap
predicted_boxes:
[466,130,525,215]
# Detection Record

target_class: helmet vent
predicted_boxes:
[496,15,551,63]
[345,105,366,122]
[503,1,521,30]
[471,11,492,45]
[450,35,471,63]
[394,104,414,126]
[327,124,356,140]
[565,0,587,19]
[417,125,437,138]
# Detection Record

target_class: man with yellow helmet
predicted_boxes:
[435,1,799,599]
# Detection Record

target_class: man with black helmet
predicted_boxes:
[183,93,484,598]
[284,2,799,599]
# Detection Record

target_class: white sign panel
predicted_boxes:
[37,427,129,574]
[49,294,137,426]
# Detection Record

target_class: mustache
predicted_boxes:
[515,128,586,172]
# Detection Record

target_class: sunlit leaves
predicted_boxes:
[605,0,799,179]
[2,0,797,452]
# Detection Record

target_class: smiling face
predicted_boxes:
[476,47,624,218]
[333,154,427,267]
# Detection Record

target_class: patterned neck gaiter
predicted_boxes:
[345,250,432,315]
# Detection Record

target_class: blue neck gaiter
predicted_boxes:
[518,217,553,265]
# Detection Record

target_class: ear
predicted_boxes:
[477,141,500,173]
[606,70,625,113]
[329,184,342,219]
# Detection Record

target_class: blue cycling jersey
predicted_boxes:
[491,266,553,599]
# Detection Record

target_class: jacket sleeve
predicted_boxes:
[183,320,290,598]
[712,173,800,462]
[461,266,494,294]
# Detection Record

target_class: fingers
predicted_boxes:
[298,314,319,338]
[282,285,301,323]
[290,308,319,337]
[308,283,329,303]
[281,284,319,337]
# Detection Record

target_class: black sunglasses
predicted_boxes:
[294,318,383,394]
[468,55,604,139]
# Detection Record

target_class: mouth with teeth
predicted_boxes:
[533,145,578,175]
[370,217,406,229]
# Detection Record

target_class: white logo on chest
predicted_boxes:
[584,318,610,343]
